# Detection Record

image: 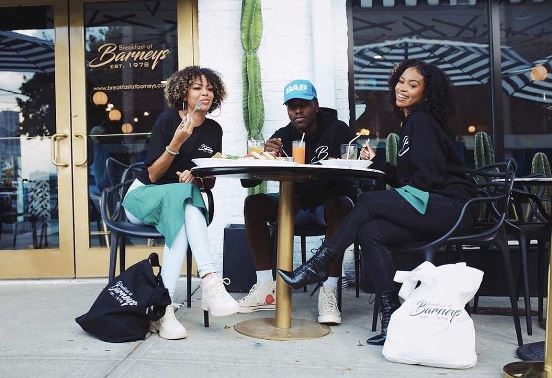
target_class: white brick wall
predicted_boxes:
[197,0,352,273]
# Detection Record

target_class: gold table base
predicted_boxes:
[234,318,330,340]
[503,361,546,377]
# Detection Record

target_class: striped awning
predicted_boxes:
[354,37,551,104]
[502,54,552,104]
[0,31,54,73]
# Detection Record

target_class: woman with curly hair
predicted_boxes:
[277,60,476,346]
[122,66,238,340]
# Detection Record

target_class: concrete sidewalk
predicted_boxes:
[0,279,542,377]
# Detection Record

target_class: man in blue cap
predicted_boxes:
[238,79,356,325]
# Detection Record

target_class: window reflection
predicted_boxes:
[0,6,58,250]
[500,1,552,176]
[351,1,491,167]
[84,1,177,247]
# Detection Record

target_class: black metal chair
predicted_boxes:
[371,160,523,346]
[504,184,551,334]
[100,158,214,327]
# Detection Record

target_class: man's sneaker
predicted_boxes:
[237,281,276,313]
[150,304,187,340]
[318,286,341,325]
[201,275,240,317]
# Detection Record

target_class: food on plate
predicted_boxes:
[262,151,275,160]
[356,128,370,136]
[211,151,290,162]
[212,152,240,160]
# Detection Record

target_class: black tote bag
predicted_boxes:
[76,253,171,343]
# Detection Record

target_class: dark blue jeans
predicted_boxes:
[326,189,471,293]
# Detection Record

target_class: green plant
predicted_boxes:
[241,0,264,140]
[241,0,266,195]
[474,131,495,169]
[531,152,551,216]
[385,133,399,166]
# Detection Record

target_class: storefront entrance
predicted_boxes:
[0,0,196,278]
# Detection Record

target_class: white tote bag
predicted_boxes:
[382,261,484,369]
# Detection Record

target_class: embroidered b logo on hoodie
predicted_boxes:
[398,136,410,157]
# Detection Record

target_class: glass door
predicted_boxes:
[0,0,74,278]
[70,0,196,276]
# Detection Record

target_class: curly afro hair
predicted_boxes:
[388,59,455,126]
[164,66,227,113]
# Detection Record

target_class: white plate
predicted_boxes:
[193,158,297,168]
[319,159,373,169]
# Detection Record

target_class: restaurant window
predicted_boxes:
[0,6,58,250]
[499,1,552,176]
[85,0,178,247]
[349,0,492,168]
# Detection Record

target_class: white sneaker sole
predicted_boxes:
[237,304,276,313]
[318,315,341,325]
[149,322,187,340]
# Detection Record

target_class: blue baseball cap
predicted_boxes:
[283,79,317,104]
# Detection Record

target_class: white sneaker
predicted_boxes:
[318,286,341,325]
[237,281,276,313]
[150,304,187,340]
[201,275,240,317]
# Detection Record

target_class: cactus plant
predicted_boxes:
[241,0,266,195]
[531,152,551,216]
[474,131,495,169]
[385,133,399,166]
[241,0,264,140]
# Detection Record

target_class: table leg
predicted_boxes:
[234,181,330,340]
[503,226,552,377]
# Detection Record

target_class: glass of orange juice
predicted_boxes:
[247,139,265,155]
[292,140,306,164]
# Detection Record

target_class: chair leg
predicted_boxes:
[497,238,524,346]
[537,240,546,323]
[518,234,533,335]
[12,223,17,249]
[354,242,360,298]
[187,247,192,309]
[301,236,307,292]
[119,235,126,274]
[108,232,119,282]
[337,276,342,311]
[371,294,380,332]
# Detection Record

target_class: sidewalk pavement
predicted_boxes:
[0,279,542,377]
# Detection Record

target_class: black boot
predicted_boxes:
[367,291,401,346]
[276,244,340,289]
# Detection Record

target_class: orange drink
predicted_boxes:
[292,140,306,164]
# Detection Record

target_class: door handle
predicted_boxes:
[51,133,69,167]
[74,133,88,167]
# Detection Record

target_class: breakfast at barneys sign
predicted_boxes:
[88,42,171,70]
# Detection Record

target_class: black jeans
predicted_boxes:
[326,189,471,293]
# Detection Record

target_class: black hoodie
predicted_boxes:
[270,107,356,209]
[388,110,476,202]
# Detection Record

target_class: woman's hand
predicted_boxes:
[176,170,196,184]
[170,113,195,148]
[360,143,376,160]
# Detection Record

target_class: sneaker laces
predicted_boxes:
[206,277,231,298]
[320,289,338,313]
[240,283,261,302]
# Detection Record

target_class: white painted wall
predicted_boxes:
[197,0,352,273]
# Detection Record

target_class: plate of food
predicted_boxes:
[319,159,373,169]
[193,152,297,168]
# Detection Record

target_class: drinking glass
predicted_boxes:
[292,140,306,164]
[341,144,358,160]
[247,139,265,155]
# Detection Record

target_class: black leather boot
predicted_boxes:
[367,291,401,346]
[276,244,340,289]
